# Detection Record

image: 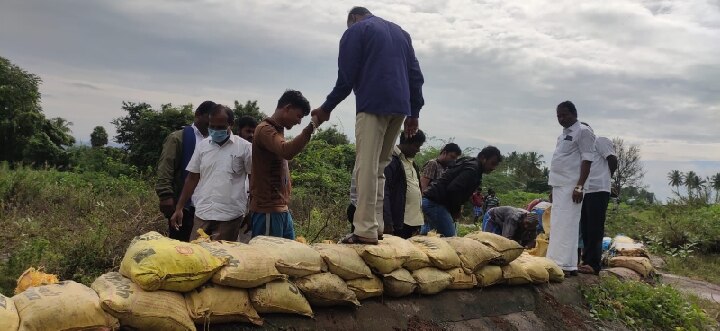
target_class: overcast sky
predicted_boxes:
[2,0,719,201]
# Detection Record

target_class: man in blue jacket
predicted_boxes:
[383,130,426,239]
[313,6,425,244]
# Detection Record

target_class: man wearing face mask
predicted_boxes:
[171,104,252,241]
[155,100,215,242]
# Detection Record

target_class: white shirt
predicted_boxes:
[548,121,596,187]
[586,137,615,193]
[189,124,207,206]
[186,134,252,221]
[396,147,423,227]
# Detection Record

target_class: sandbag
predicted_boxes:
[91,272,195,331]
[249,236,325,278]
[613,235,634,244]
[382,269,417,297]
[0,294,19,331]
[346,275,383,300]
[411,267,453,295]
[514,254,550,284]
[465,231,524,265]
[408,236,462,270]
[249,279,313,317]
[542,205,552,235]
[312,243,373,280]
[533,257,564,282]
[527,233,549,257]
[351,242,408,274]
[119,231,226,292]
[14,268,59,295]
[612,242,648,257]
[198,241,285,288]
[474,266,504,287]
[294,273,360,307]
[599,267,642,281]
[382,235,431,270]
[445,267,477,290]
[609,257,654,277]
[185,283,263,326]
[13,281,119,331]
[502,261,533,285]
[443,237,501,272]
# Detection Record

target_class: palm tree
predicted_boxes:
[667,170,684,197]
[711,173,720,203]
[685,171,698,199]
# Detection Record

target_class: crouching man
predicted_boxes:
[482,206,539,248]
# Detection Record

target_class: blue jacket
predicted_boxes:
[321,15,425,118]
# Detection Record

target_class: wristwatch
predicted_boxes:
[574,185,584,193]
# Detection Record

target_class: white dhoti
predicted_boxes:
[546,185,583,271]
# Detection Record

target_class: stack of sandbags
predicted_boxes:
[13,281,119,331]
[119,231,227,292]
[312,243,379,301]
[1,294,19,331]
[465,231,524,265]
[604,236,655,279]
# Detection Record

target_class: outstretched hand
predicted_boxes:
[311,108,331,125]
[404,117,419,138]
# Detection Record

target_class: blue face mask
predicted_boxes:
[208,128,229,143]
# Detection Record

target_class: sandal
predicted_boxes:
[339,233,378,245]
[563,270,579,277]
[578,265,596,275]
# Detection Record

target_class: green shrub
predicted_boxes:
[582,277,713,330]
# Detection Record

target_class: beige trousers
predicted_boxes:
[352,112,405,239]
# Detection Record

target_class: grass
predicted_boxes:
[582,277,714,330]
[662,254,720,286]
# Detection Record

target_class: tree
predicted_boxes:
[711,173,720,203]
[90,126,108,147]
[0,56,75,166]
[313,125,350,146]
[112,102,193,171]
[684,170,698,199]
[612,138,645,195]
[667,170,684,197]
[233,100,265,123]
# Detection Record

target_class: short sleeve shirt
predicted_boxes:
[586,137,616,193]
[186,135,252,221]
[548,121,596,187]
[421,159,446,185]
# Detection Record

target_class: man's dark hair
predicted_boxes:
[195,100,217,115]
[348,6,372,17]
[477,145,503,162]
[441,143,462,155]
[399,129,426,145]
[488,188,495,195]
[557,100,577,116]
[277,90,311,116]
[237,116,258,130]
[209,104,234,125]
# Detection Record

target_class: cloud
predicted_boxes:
[1,0,719,201]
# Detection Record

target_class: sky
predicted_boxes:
[1,0,719,201]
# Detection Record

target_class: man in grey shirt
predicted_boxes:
[482,206,539,247]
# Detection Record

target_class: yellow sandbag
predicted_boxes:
[514,254,550,284]
[119,231,226,292]
[542,206,552,236]
[612,242,648,257]
[382,235,431,270]
[444,237,501,272]
[501,261,533,285]
[14,267,59,295]
[13,281,119,331]
[474,266,504,287]
[465,231,524,265]
[0,294,19,331]
[249,236,325,278]
[599,267,642,281]
[185,283,263,326]
[533,256,564,282]
[613,235,634,244]
[312,243,373,280]
[294,273,361,307]
[249,279,313,317]
[346,275,383,300]
[351,241,408,274]
[91,272,195,331]
[411,267,453,295]
[446,267,477,290]
[408,236,462,270]
[609,257,654,277]
[199,241,285,288]
[527,233,549,257]
[382,269,417,297]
